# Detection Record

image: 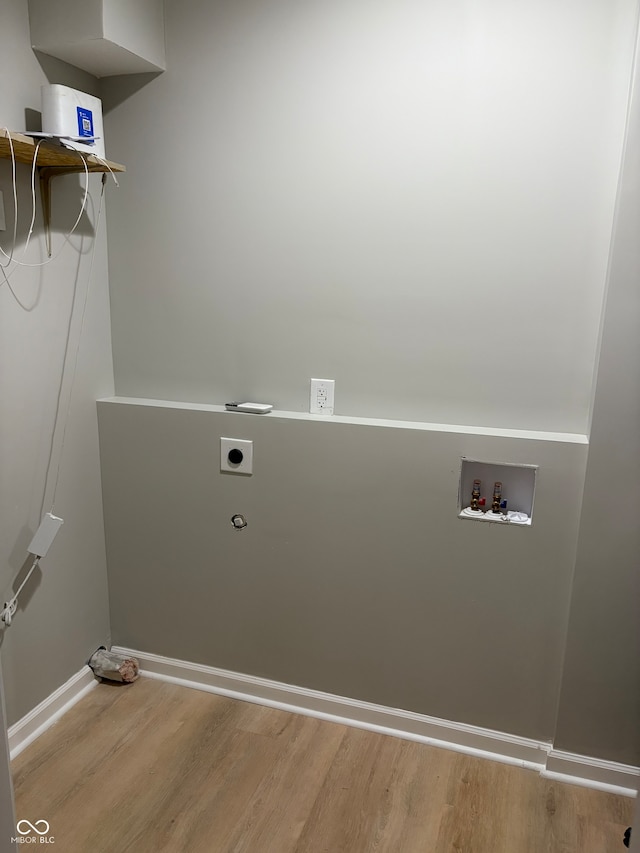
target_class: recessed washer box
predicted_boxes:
[458,458,537,525]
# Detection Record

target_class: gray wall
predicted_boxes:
[0,0,636,782]
[98,399,588,743]
[0,667,16,853]
[553,26,640,765]
[0,3,112,725]
[101,0,637,434]
[97,0,640,765]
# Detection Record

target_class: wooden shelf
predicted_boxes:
[0,129,125,173]
[0,130,125,255]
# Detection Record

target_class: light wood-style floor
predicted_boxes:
[12,677,633,853]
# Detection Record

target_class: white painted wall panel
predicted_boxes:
[102,0,638,433]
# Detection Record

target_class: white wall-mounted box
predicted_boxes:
[41,84,106,158]
[28,0,166,78]
[458,458,537,526]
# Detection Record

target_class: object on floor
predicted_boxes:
[88,647,139,683]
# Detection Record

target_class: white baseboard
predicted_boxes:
[8,665,96,760]
[542,750,640,797]
[10,649,638,799]
[112,646,550,770]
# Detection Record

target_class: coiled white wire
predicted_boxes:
[0,129,94,286]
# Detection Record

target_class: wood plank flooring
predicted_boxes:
[11,678,633,853]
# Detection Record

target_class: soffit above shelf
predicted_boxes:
[27,0,166,78]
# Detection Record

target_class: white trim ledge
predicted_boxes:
[97,396,588,445]
[8,665,96,760]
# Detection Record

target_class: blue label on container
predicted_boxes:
[77,107,94,139]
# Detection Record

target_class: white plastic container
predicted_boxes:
[41,84,106,159]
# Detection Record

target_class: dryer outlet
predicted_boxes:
[221,438,253,475]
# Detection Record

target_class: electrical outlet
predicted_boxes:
[220,438,253,474]
[310,378,335,415]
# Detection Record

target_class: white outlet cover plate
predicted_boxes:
[220,437,253,474]
[310,378,335,415]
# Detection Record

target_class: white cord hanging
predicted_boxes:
[1,557,40,627]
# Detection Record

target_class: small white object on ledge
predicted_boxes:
[460,508,530,525]
[225,402,272,414]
